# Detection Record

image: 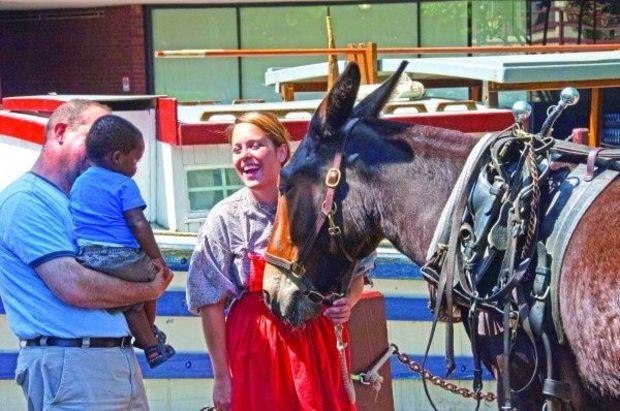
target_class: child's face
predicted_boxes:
[113,139,145,177]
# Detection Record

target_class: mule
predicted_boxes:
[262,62,620,410]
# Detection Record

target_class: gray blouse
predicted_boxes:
[186,187,375,314]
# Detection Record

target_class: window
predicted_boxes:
[187,167,243,212]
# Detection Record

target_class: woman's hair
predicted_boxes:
[86,114,143,164]
[228,112,291,164]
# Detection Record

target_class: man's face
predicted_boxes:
[63,106,109,176]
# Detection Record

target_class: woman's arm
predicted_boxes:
[200,301,231,411]
[324,275,365,325]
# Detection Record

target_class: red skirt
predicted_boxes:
[226,292,356,411]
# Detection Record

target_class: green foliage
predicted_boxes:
[423,0,528,45]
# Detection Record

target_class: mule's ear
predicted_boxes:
[353,60,408,119]
[310,62,360,139]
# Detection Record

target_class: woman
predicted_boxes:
[186,112,373,411]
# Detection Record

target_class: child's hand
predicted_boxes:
[150,264,174,298]
[152,257,168,272]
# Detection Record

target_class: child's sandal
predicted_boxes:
[145,343,176,369]
[152,325,167,344]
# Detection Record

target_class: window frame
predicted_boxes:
[185,165,243,214]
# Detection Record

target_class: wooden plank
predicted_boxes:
[0,316,478,358]
[392,380,497,411]
[1,378,500,411]
[349,291,393,411]
[0,349,493,381]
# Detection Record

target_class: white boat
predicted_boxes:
[0,93,512,410]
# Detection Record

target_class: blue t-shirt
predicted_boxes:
[0,172,129,339]
[70,166,146,249]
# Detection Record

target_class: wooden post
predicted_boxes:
[365,42,378,84]
[348,290,394,411]
[280,83,295,102]
[589,88,602,147]
[482,81,499,108]
[346,43,358,64]
[469,85,481,102]
[356,43,369,85]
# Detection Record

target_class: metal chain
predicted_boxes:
[390,343,497,403]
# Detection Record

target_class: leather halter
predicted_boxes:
[265,118,360,306]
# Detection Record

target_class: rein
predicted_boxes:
[264,118,360,306]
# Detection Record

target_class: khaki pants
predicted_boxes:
[15,346,149,411]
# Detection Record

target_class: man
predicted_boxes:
[0,99,173,410]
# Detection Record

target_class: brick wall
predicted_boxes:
[0,5,147,98]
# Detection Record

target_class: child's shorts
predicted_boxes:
[76,245,157,282]
[76,245,157,313]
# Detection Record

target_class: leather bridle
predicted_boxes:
[264,118,360,306]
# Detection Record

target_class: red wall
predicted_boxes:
[0,5,147,98]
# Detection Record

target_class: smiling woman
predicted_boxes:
[186,111,373,411]
[229,112,290,206]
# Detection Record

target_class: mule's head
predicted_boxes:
[263,61,409,325]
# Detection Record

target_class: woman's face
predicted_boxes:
[231,122,287,194]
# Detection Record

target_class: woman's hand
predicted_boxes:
[213,375,232,411]
[324,297,353,325]
[323,276,365,325]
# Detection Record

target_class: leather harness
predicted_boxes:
[422,126,620,411]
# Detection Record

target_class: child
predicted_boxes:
[70,114,175,368]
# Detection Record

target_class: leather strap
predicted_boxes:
[543,379,572,401]
[584,147,603,182]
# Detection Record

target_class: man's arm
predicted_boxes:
[36,257,173,309]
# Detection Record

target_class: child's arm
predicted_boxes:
[125,208,166,267]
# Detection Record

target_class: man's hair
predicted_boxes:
[86,114,143,163]
[45,99,110,137]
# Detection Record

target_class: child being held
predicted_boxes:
[70,114,175,368]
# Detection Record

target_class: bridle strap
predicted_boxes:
[264,118,360,304]
[296,118,360,266]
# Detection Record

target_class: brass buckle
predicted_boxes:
[290,262,305,278]
[328,226,342,236]
[325,168,341,188]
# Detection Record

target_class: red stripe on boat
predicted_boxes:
[1,97,64,113]
[0,113,46,145]
[174,110,513,146]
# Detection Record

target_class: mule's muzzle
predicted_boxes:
[262,262,322,326]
